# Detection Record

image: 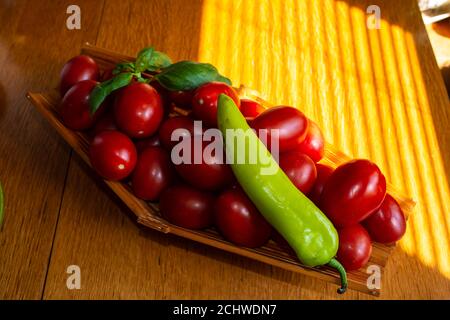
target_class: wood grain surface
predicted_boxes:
[1,0,450,300]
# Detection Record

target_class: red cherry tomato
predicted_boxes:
[337,224,372,271]
[114,83,164,138]
[251,106,309,152]
[240,99,265,117]
[101,67,115,81]
[362,194,406,243]
[158,116,196,150]
[307,164,334,206]
[92,112,117,136]
[320,159,386,227]
[169,89,194,109]
[215,188,272,248]
[174,137,234,191]
[160,184,215,229]
[279,151,317,194]
[60,55,99,95]
[89,130,137,181]
[149,80,171,114]
[192,82,240,128]
[60,80,103,130]
[131,147,175,201]
[135,135,161,153]
[293,120,325,162]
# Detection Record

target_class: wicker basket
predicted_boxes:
[26,43,415,296]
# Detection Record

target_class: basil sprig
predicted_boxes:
[89,72,133,114]
[134,47,172,73]
[146,51,172,72]
[90,47,174,114]
[113,48,173,75]
[155,61,231,91]
[88,46,232,114]
[135,47,155,72]
[112,62,135,75]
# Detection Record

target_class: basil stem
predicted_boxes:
[89,72,133,114]
[155,60,232,91]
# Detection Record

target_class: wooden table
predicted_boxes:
[1,0,449,300]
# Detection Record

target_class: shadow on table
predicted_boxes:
[0,0,207,299]
[132,207,450,299]
[0,82,6,121]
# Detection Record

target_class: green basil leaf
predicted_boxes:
[89,72,133,114]
[135,47,172,73]
[113,62,135,75]
[89,85,107,114]
[215,74,232,86]
[136,76,148,83]
[0,182,4,229]
[146,51,172,72]
[135,47,155,73]
[155,60,232,91]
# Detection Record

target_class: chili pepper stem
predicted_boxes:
[328,258,348,294]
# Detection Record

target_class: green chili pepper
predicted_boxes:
[217,94,347,294]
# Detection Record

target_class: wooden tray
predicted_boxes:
[26,44,415,296]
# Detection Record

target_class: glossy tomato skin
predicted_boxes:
[135,135,161,153]
[60,80,103,130]
[279,151,317,194]
[60,55,99,95]
[160,184,215,229]
[320,159,386,227]
[240,99,265,118]
[362,194,406,243]
[89,130,137,181]
[169,89,194,109]
[149,80,171,115]
[215,188,272,248]
[114,83,164,138]
[131,147,175,201]
[307,164,334,206]
[337,224,372,271]
[174,138,234,191]
[293,120,325,162]
[192,82,240,128]
[251,106,309,152]
[158,116,196,150]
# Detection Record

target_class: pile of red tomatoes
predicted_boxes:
[58,55,407,271]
